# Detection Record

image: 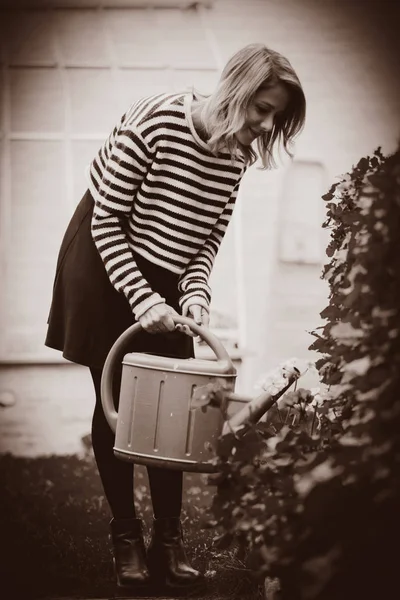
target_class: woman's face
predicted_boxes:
[235,82,290,146]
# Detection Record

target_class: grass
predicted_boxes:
[0,452,264,600]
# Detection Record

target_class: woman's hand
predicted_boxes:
[176,304,210,341]
[187,304,210,328]
[139,302,209,338]
[138,303,177,334]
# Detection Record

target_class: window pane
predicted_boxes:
[10,68,64,132]
[66,68,123,133]
[71,139,103,201]
[106,9,165,66]
[171,69,219,95]
[55,9,110,65]
[119,69,170,104]
[3,260,56,331]
[10,140,68,259]
[3,10,56,65]
[154,9,215,68]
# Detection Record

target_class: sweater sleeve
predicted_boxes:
[90,126,165,319]
[178,180,241,316]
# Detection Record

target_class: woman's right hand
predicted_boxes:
[138,303,177,334]
[138,303,196,337]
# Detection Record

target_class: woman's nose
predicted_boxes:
[260,114,274,133]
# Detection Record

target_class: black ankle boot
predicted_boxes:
[147,517,203,587]
[110,518,151,588]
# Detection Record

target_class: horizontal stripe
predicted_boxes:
[146,166,233,198]
[136,187,226,221]
[142,177,229,210]
[130,239,186,270]
[152,134,242,170]
[157,145,242,175]
[127,220,204,251]
[130,209,208,241]
[132,194,218,230]
[127,229,195,260]
[156,154,239,187]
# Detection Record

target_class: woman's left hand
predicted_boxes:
[175,304,210,338]
[187,304,210,328]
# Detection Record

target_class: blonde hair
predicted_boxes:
[199,43,306,168]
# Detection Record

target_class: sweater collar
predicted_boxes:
[183,92,214,152]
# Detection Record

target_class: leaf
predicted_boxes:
[342,356,371,376]
[294,460,344,497]
[342,212,360,225]
[356,156,369,171]
[326,241,337,257]
[370,156,379,169]
[190,385,213,409]
[322,192,334,202]
[190,381,227,411]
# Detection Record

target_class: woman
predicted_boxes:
[45,43,306,591]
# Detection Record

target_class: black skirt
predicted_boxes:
[45,189,194,369]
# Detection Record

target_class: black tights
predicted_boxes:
[90,367,183,520]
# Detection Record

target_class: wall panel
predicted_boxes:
[10,68,64,132]
[67,68,122,133]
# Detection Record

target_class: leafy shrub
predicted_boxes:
[201,145,400,599]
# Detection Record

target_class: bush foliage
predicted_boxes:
[203,145,400,599]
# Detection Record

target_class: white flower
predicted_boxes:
[255,358,318,406]
[308,386,332,407]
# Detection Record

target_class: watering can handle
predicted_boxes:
[101,315,234,432]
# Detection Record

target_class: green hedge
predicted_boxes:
[204,145,400,599]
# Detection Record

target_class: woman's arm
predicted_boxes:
[178,180,242,317]
[90,126,165,319]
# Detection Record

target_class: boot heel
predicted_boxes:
[110,518,151,588]
[147,517,204,588]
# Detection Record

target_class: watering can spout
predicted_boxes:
[222,366,300,438]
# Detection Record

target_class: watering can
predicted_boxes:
[101,316,299,473]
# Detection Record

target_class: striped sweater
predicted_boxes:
[86,92,246,320]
